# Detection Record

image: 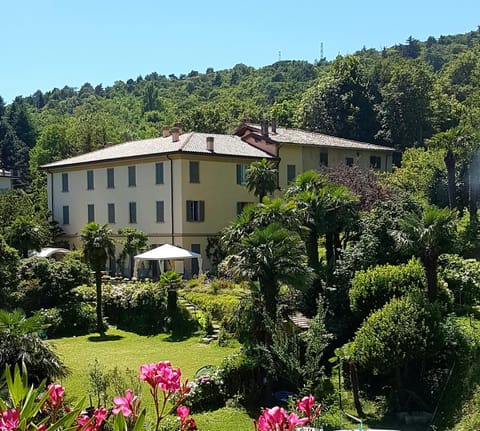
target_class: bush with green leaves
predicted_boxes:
[0,234,20,308]
[14,253,91,312]
[0,309,69,384]
[182,292,240,321]
[353,293,432,376]
[439,254,480,308]
[349,258,426,320]
[75,281,168,334]
[183,368,225,411]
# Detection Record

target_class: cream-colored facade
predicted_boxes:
[43,125,394,276]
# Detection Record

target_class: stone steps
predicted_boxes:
[178,296,220,342]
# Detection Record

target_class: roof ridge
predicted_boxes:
[179,132,195,151]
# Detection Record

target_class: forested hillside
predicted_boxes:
[0,27,480,192]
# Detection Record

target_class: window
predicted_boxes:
[287,164,296,183]
[61,173,69,192]
[320,152,328,166]
[346,157,354,167]
[156,201,164,223]
[370,155,381,170]
[108,203,115,224]
[128,166,136,187]
[129,202,137,223]
[107,168,115,188]
[87,170,94,190]
[236,164,248,185]
[186,200,205,222]
[155,162,164,184]
[237,202,253,215]
[189,161,199,183]
[62,206,69,225]
[87,204,95,223]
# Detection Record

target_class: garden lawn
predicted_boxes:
[49,327,253,430]
[49,327,239,398]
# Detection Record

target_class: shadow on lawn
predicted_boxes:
[87,334,124,342]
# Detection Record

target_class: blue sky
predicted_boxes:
[1,0,479,103]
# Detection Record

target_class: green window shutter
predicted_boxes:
[199,201,205,221]
[155,162,164,184]
[236,164,242,184]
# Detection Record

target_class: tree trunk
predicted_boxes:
[468,152,480,225]
[350,361,364,417]
[325,232,335,285]
[95,271,105,336]
[444,149,456,210]
[305,229,320,273]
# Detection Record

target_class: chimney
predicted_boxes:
[206,136,214,152]
[162,126,170,138]
[174,121,183,135]
[171,127,180,142]
[271,117,277,134]
[261,119,269,137]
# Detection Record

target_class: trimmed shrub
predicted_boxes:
[349,258,425,320]
[182,291,239,321]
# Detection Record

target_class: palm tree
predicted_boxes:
[226,223,310,325]
[80,222,115,336]
[286,171,358,282]
[392,205,457,302]
[245,158,278,202]
[0,309,69,384]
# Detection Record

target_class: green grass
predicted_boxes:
[49,327,238,395]
[48,327,253,430]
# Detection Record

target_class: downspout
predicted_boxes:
[166,154,174,245]
[49,171,54,222]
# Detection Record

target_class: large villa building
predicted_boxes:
[42,122,395,276]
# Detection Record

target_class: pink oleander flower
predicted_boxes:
[75,407,108,431]
[177,405,190,421]
[37,424,47,431]
[139,361,182,393]
[112,390,138,417]
[47,383,65,407]
[75,413,91,431]
[0,409,20,431]
[296,394,321,426]
[94,407,108,426]
[255,406,308,431]
[177,406,197,431]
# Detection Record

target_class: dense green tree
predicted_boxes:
[0,235,20,308]
[245,158,278,202]
[297,55,378,142]
[117,227,148,277]
[5,215,46,258]
[375,58,435,149]
[80,222,115,336]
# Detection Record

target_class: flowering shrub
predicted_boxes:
[0,360,196,431]
[183,369,225,411]
[254,395,322,431]
[75,281,169,334]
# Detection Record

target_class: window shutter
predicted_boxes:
[236,164,242,184]
[199,201,205,221]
